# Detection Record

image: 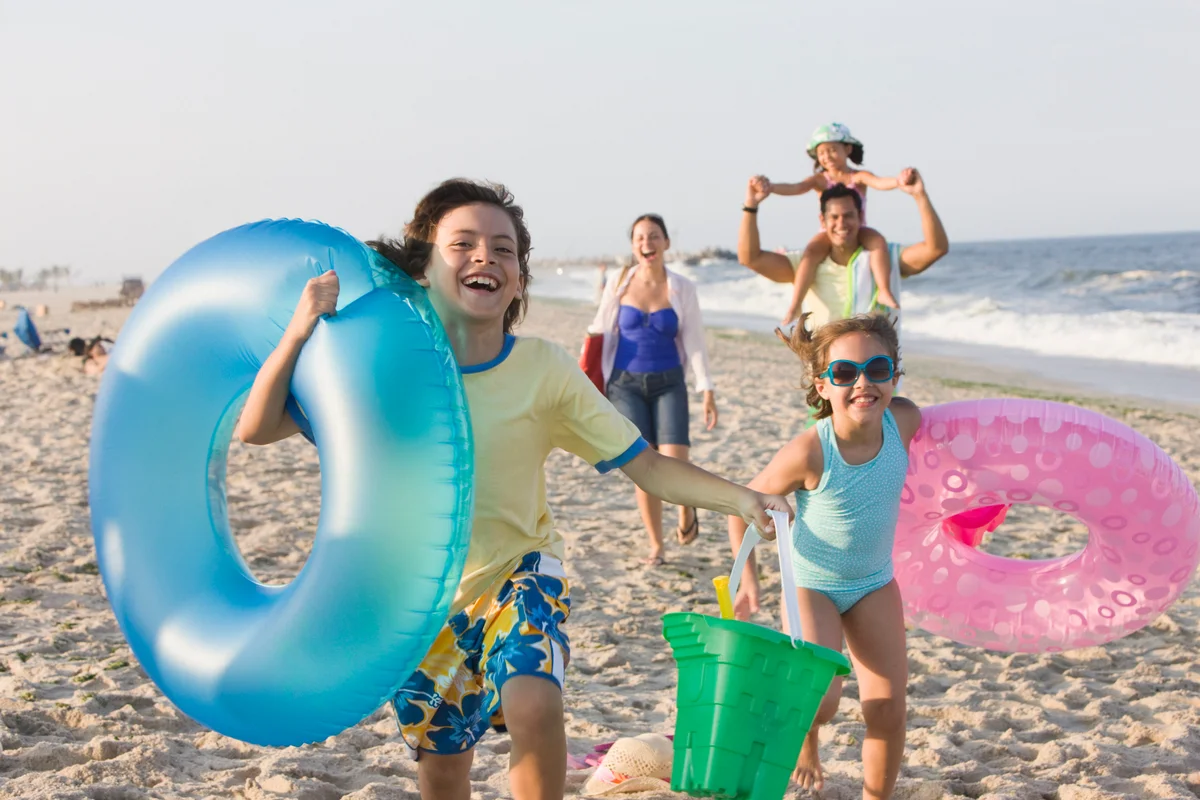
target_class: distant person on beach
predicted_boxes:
[730,314,919,798]
[235,179,793,800]
[68,335,112,375]
[84,338,110,376]
[594,262,608,305]
[739,167,948,332]
[589,214,718,566]
[764,123,909,324]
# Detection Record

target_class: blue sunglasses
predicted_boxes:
[819,355,895,386]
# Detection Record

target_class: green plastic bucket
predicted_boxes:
[663,613,850,800]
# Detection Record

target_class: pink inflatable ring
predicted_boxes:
[895,399,1200,652]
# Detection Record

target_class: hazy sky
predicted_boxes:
[3,1,1198,282]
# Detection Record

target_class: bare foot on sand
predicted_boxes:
[792,728,824,792]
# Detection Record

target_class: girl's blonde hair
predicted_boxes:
[776,314,903,420]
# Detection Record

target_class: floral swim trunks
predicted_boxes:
[391,552,570,755]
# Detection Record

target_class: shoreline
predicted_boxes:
[533,295,1200,418]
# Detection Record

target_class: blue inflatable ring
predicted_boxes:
[89,220,473,746]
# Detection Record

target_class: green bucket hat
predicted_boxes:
[806,122,862,158]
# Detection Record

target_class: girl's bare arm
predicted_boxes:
[768,175,824,196]
[853,170,902,191]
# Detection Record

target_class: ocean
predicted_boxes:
[530,231,1200,407]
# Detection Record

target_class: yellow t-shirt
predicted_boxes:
[787,251,848,330]
[453,336,646,613]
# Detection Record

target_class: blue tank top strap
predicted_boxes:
[882,406,899,440]
[813,416,836,492]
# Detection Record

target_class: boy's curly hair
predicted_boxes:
[368,178,533,334]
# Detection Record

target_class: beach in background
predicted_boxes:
[535,231,1200,411]
[1,279,1198,799]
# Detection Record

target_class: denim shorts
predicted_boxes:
[607,366,690,448]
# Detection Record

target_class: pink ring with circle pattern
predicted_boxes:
[895,400,1200,652]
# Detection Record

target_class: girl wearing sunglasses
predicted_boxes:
[728,313,920,799]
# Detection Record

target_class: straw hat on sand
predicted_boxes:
[581,733,674,796]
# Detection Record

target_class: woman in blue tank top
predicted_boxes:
[589,214,716,566]
[727,314,920,799]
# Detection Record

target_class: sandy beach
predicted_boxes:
[1,289,1198,800]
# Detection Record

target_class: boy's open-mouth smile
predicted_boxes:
[461,272,501,293]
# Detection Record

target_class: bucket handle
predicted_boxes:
[727,509,803,646]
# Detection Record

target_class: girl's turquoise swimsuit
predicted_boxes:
[792,408,908,614]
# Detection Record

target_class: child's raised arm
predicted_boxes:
[235,271,339,445]
[766,174,824,197]
[852,171,902,191]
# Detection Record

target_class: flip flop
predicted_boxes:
[641,554,667,567]
[676,508,699,546]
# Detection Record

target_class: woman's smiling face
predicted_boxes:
[631,218,669,268]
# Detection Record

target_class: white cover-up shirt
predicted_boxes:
[587,266,715,393]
